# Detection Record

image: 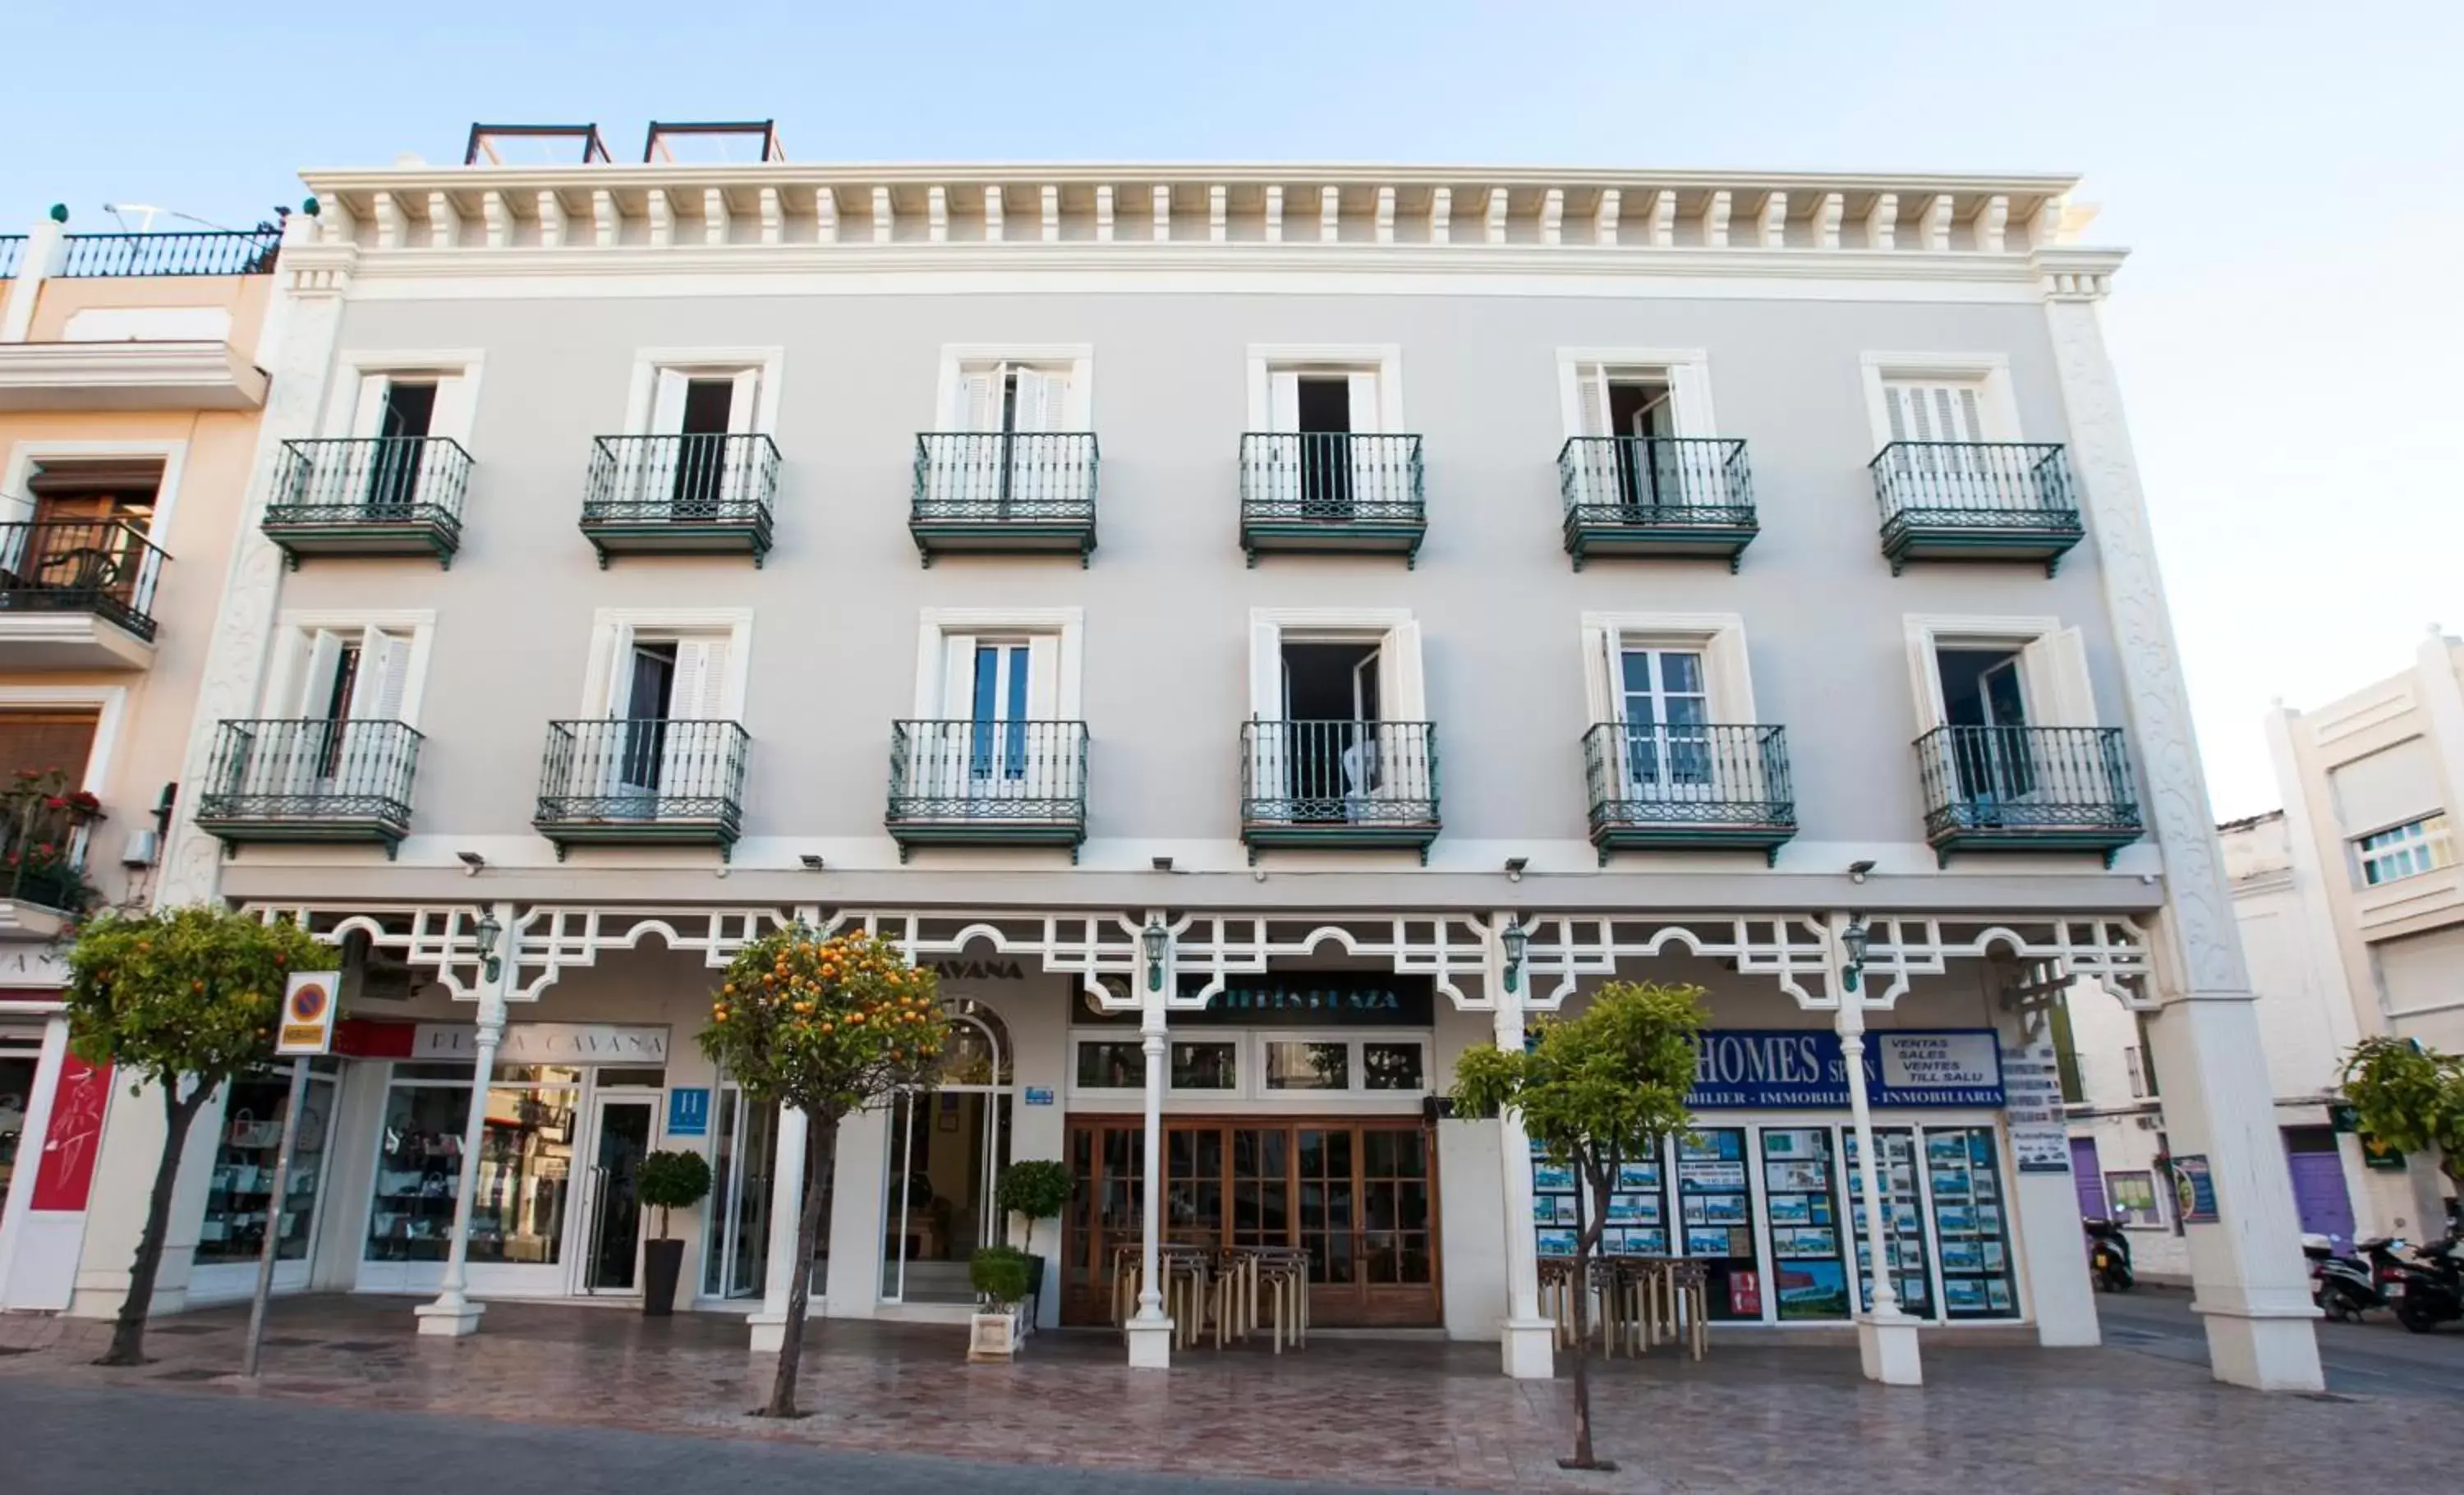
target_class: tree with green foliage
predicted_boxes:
[62,905,331,1366]
[2343,1036,2464,1197]
[994,1159,1073,1258]
[700,927,949,1418]
[1451,980,1707,1472]
[637,1149,712,1240]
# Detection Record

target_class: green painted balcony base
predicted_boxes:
[193,812,410,858]
[1882,518,2082,577]
[1926,825,2140,869]
[263,512,460,569]
[886,817,1087,862]
[580,520,772,569]
[1241,522,1425,568]
[533,816,741,861]
[1564,513,1756,573]
[909,521,1095,568]
[1588,821,1796,867]
[1240,821,1441,864]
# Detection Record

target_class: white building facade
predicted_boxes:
[57,130,2322,1389]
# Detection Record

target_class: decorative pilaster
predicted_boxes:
[2040,259,2324,1392]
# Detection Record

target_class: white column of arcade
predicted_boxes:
[1124,921,1174,1368]
[415,910,513,1337]
[1489,915,1556,1378]
[747,1105,808,1353]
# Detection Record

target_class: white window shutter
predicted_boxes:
[1379,620,1426,721]
[601,624,638,715]
[1581,625,1617,725]
[958,370,1000,432]
[1345,371,1381,433]
[1026,635,1061,719]
[427,374,473,445]
[1575,366,1610,437]
[727,370,760,434]
[670,638,731,720]
[1884,380,1985,444]
[1904,624,1947,733]
[1268,371,1301,433]
[348,375,391,439]
[649,370,690,435]
[297,629,346,718]
[1670,362,1719,438]
[1248,620,1283,720]
[2021,628,2098,728]
[348,630,412,721]
[942,634,980,718]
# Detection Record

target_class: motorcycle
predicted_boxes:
[2084,1217,2134,1292]
[2305,1234,2380,1322]
[2384,1235,2464,1334]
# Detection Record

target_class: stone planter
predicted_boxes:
[967,1306,1025,1362]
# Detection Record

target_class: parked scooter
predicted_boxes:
[2384,1235,2464,1334]
[2084,1217,2135,1292]
[2305,1234,2381,1322]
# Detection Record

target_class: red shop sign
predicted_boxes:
[30,1054,113,1212]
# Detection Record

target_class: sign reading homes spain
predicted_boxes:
[276,972,343,1056]
[1688,1029,2004,1109]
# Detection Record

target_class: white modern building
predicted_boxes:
[53,122,2323,1390]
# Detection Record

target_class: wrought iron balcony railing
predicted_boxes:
[0,236,24,280]
[1582,722,1796,863]
[0,520,168,641]
[1558,437,1758,570]
[1915,724,2140,866]
[57,228,283,278]
[192,719,421,854]
[1872,442,2082,575]
[910,433,1099,565]
[267,437,471,567]
[1238,433,1427,566]
[581,434,779,567]
[1239,719,1440,860]
[535,718,749,858]
[887,719,1089,858]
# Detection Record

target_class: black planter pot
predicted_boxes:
[642,1238,687,1318]
[1023,1254,1046,1327]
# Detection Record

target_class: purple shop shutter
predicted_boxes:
[2071,1137,2108,1220]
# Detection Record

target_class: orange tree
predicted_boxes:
[64,905,330,1366]
[701,927,949,1417]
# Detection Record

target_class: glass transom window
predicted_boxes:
[2356,814,2454,886]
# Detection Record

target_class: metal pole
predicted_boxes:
[240,1061,310,1378]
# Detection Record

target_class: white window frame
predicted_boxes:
[2353,813,2457,887]
[1901,614,2096,734]
[1858,352,2023,451]
[931,343,1094,431]
[1244,343,1404,431]
[325,350,488,445]
[1256,1032,1432,1097]
[1248,607,1425,721]
[1579,612,1754,725]
[1554,347,1717,439]
[1064,1029,1431,1102]
[264,610,438,726]
[911,608,1084,720]
[579,607,754,720]
[1066,1028,1242,1099]
[0,438,189,539]
[621,347,785,435]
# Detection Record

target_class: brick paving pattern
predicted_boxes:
[1,1298,2450,1493]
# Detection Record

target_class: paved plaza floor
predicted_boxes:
[2,1295,2455,1493]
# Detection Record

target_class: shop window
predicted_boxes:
[1530,1138,1667,1258]
[2105,1170,2163,1227]
[1075,1040,1146,1090]
[1264,1039,1349,1091]
[1925,1126,2017,1318]
[1760,1128,1848,1320]
[365,1065,581,1266]
[1847,1128,1933,1318]
[1678,1128,1762,1319]
[197,1061,335,1268]
[1170,1042,1238,1090]
[1361,1042,1425,1092]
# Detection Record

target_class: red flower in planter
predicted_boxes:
[67,791,99,813]
[43,797,65,809]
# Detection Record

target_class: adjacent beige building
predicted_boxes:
[0,211,285,1312]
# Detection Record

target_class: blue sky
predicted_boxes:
[3,1,2457,816]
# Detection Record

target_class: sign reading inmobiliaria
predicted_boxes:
[1687,1029,2005,1109]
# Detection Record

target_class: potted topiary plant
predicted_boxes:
[966,1244,1035,1361]
[993,1159,1072,1329]
[636,1148,713,1318]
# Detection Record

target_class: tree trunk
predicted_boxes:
[98,1081,209,1367]
[1559,1153,1618,1471]
[763,1108,835,1418]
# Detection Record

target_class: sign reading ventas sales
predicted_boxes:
[1687,1029,2006,1109]
[277,972,343,1056]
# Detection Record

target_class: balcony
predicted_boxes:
[534,718,748,859]
[1558,438,1758,571]
[579,435,778,568]
[1238,434,1426,567]
[191,720,422,857]
[1872,442,2083,576]
[886,720,1088,859]
[1239,720,1440,862]
[56,228,283,278]
[265,438,470,568]
[1582,723,1797,865]
[1915,725,2141,867]
[910,434,1098,566]
[0,520,168,669]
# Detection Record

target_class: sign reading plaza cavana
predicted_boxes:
[1686,1029,2006,1109]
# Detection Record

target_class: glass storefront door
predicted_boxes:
[0,1037,44,1221]
[193,1060,338,1296]
[579,1093,655,1293]
[880,1003,1012,1305]
[701,1088,776,1300]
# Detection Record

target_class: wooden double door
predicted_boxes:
[1061,1116,1440,1327]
